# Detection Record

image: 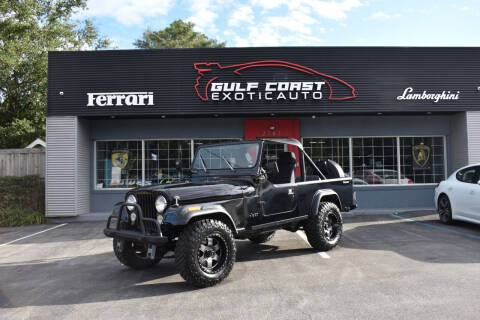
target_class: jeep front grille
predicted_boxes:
[135,192,158,234]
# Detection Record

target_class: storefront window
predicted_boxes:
[95,138,242,189]
[95,136,446,189]
[400,137,445,184]
[145,140,192,185]
[303,138,350,176]
[96,141,142,189]
[352,137,399,185]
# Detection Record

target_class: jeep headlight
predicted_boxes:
[155,195,167,213]
[126,194,137,211]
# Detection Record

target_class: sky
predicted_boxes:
[72,0,480,49]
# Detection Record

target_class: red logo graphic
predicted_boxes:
[194,60,356,102]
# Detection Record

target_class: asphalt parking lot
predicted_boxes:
[1,211,480,320]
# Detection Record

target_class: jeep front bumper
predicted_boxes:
[103,201,169,245]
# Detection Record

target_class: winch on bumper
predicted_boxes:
[103,202,169,245]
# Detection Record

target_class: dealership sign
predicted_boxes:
[397,87,460,103]
[87,92,154,107]
[194,60,356,102]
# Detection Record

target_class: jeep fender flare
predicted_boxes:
[165,204,238,234]
[310,189,342,215]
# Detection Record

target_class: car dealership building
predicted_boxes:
[46,47,480,217]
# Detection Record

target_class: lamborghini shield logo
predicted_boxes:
[112,151,128,169]
[412,145,430,168]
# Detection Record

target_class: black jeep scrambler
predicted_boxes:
[104,139,355,287]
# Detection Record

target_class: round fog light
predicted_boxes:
[130,212,137,223]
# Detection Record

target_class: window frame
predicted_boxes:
[399,135,447,185]
[352,136,399,185]
[143,138,193,186]
[94,138,241,191]
[302,135,447,187]
[302,136,351,177]
[94,135,447,190]
[94,139,144,191]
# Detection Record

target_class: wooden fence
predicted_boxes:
[0,148,45,177]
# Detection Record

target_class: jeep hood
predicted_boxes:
[135,180,254,204]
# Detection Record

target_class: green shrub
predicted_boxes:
[0,207,46,227]
[0,175,45,227]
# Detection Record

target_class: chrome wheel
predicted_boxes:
[198,233,226,274]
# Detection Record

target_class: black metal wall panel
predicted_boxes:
[47,47,480,116]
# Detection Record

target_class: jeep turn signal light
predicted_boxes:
[187,206,201,213]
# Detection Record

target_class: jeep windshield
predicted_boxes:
[192,143,260,171]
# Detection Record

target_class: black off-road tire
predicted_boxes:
[248,231,276,244]
[438,195,453,224]
[175,219,236,288]
[113,239,163,270]
[303,202,343,251]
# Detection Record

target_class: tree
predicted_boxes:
[134,19,225,49]
[0,0,109,148]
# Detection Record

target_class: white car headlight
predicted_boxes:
[155,196,168,213]
[126,194,137,211]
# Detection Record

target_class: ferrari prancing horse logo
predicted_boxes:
[412,145,430,168]
[112,151,129,169]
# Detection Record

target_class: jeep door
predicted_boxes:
[259,181,297,216]
[258,147,298,218]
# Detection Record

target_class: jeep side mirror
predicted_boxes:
[256,173,266,182]
[255,168,267,183]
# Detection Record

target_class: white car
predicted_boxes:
[434,164,480,225]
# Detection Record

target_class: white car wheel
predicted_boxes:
[438,195,453,224]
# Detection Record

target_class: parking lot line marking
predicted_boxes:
[296,230,331,259]
[0,223,67,247]
[390,213,480,240]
